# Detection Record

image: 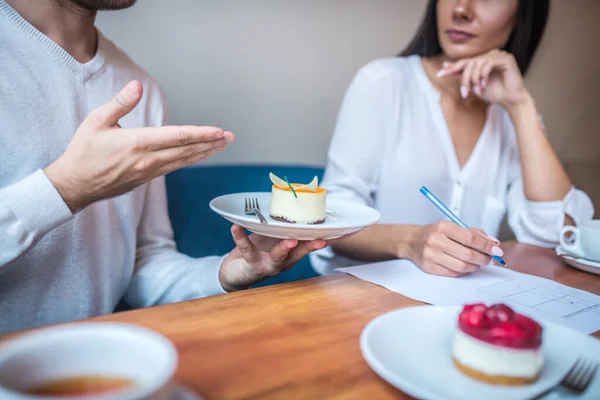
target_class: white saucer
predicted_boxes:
[556,245,600,276]
[210,192,381,240]
[360,305,600,400]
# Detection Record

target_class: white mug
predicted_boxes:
[560,220,600,262]
[0,322,178,400]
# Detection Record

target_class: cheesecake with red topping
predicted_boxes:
[269,173,326,224]
[453,303,544,385]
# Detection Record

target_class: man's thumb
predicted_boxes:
[91,80,143,127]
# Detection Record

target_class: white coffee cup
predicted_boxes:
[560,220,600,262]
[0,322,178,400]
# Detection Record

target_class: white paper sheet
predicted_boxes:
[337,260,600,334]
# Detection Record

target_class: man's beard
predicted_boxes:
[55,0,137,12]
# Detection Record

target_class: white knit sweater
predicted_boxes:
[0,1,226,334]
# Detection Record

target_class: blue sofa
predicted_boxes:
[165,165,325,287]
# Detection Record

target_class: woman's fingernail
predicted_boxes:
[443,61,451,68]
[474,85,482,95]
[460,86,468,99]
[492,246,504,257]
[481,79,486,88]
[487,235,500,244]
[436,69,446,78]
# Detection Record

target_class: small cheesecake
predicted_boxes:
[268,173,326,224]
[453,303,544,385]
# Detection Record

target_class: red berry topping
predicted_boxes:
[458,303,542,349]
[485,304,514,324]
[464,303,487,313]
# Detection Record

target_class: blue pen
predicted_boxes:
[420,186,507,266]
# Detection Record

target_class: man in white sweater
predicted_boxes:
[0,0,327,333]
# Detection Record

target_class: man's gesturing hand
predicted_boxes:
[45,80,234,212]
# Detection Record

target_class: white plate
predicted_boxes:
[556,245,600,276]
[360,305,600,400]
[209,192,381,240]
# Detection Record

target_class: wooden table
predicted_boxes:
[6,244,600,399]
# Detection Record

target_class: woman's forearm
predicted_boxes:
[507,92,572,202]
[331,224,420,262]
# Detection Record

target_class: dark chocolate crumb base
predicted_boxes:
[270,215,325,225]
[271,215,296,223]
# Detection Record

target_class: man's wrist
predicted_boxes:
[218,255,253,293]
[44,160,86,213]
[218,266,235,293]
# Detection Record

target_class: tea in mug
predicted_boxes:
[26,376,135,396]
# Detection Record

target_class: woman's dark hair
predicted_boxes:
[400,0,550,75]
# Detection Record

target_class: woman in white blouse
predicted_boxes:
[311,0,594,276]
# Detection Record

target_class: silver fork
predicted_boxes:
[532,358,598,399]
[244,197,267,224]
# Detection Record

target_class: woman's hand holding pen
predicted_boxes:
[407,222,503,277]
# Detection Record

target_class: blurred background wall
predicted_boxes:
[97,0,599,216]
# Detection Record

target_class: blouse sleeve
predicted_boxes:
[310,60,400,274]
[319,61,398,205]
[506,122,595,248]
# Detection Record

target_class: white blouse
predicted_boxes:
[310,56,594,275]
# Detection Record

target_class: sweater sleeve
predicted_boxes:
[124,83,227,308]
[124,175,227,308]
[0,170,73,266]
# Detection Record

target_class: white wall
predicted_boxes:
[96,0,600,170]
[97,0,423,166]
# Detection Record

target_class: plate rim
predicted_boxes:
[360,305,457,400]
[555,246,600,268]
[209,192,382,231]
[359,305,590,400]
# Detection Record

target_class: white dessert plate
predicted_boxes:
[556,245,600,276]
[360,305,600,400]
[209,192,381,240]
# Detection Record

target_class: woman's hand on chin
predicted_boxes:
[436,49,530,111]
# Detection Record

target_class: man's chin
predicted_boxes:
[67,0,137,11]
